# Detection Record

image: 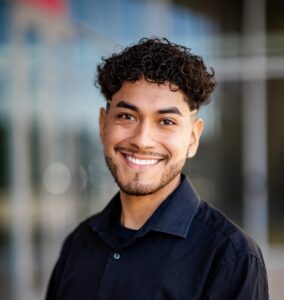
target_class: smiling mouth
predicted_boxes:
[125,155,159,166]
[114,145,167,167]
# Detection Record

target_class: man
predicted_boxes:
[46,38,269,299]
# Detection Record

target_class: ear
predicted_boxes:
[187,118,204,158]
[99,107,107,144]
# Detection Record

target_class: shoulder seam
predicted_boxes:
[214,252,267,273]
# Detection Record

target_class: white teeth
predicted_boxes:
[126,155,158,166]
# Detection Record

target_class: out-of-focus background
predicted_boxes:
[0,0,283,299]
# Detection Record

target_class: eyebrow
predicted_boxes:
[116,101,139,112]
[116,100,183,116]
[157,107,183,116]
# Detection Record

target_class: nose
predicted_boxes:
[129,121,156,149]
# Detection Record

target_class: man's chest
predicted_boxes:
[58,233,216,300]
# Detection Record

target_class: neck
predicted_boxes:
[119,175,181,230]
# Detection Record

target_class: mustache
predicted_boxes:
[114,145,169,160]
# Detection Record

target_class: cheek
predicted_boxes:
[161,134,189,157]
[104,125,130,147]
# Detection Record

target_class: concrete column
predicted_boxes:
[241,0,268,248]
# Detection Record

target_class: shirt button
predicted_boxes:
[113,253,120,260]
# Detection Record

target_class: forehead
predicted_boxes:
[110,80,190,113]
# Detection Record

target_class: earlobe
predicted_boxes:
[99,108,107,143]
[188,118,204,158]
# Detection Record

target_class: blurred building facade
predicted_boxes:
[0,0,284,299]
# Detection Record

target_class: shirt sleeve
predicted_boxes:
[201,254,269,300]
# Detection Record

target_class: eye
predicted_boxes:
[117,113,136,121]
[159,118,176,126]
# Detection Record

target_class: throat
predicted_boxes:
[118,173,181,229]
[119,191,169,230]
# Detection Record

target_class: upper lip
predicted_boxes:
[120,150,165,161]
[114,145,168,160]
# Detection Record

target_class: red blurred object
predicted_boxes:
[18,0,66,14]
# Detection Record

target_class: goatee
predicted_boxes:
[104,154,186,196]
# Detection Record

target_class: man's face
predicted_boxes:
[99,79,203,196]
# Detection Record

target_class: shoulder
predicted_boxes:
[59,195,120,254]
[70,211,103,238]
[59,212,102,255]
[193,199,266,269]
[193,200,268,298]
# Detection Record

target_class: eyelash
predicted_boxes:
[159,119,176,126]
[117,113,176,126]
[117,113,136,120]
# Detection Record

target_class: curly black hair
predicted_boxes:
[96,38,216,110]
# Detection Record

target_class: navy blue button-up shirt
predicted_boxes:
[46,175,269,299]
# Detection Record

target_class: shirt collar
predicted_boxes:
[89,174,200,239]
[142,174,200,238]
[89,193,121,232]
